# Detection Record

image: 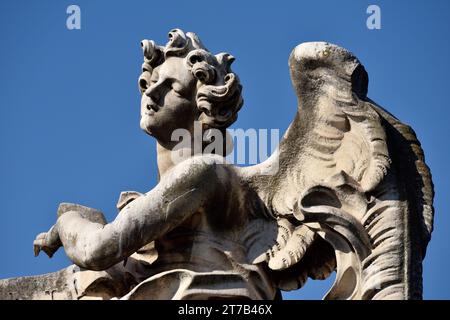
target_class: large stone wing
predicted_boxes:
[240,42,434,299]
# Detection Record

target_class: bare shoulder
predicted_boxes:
[161,154,240,186]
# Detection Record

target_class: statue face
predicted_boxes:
[140,56,199,146]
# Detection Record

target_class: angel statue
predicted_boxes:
[0,29,433,300]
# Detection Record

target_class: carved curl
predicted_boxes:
[196,73,243,128]
[140,29,243,129]
[140,40,164,73]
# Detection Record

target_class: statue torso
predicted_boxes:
[122,209,277,300]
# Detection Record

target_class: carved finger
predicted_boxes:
[33,243,41,257]
[35,232,47,240]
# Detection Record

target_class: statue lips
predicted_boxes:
[146,103,159,115]
[140,107,157,135]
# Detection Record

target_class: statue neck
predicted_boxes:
[156,133,229,178]
[156,142,178,178]
[156,140,199,177]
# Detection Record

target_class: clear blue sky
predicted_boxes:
[0,0,449,299]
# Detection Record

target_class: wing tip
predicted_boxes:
[289,42,369,99]
[290,42,360,67]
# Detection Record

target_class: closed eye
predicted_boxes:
[171,83,186,97]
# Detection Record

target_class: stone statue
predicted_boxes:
[0,29,434,300]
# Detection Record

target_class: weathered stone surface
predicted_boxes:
[0,266,77,300]
[0,265,131,300]
[0,29,434,300]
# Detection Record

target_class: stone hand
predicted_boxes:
[33,225,62,258]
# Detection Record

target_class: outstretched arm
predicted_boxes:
[34,156,230,271]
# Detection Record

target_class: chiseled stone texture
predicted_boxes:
[0,266,77,300]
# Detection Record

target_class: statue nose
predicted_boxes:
[145,86,160,103]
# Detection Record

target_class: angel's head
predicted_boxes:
[138,29,243,148]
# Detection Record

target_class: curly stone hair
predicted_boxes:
[140,29,243,129]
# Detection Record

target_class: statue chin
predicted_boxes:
[140,115,154,136]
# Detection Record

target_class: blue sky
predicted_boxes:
[0,0,449,299]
